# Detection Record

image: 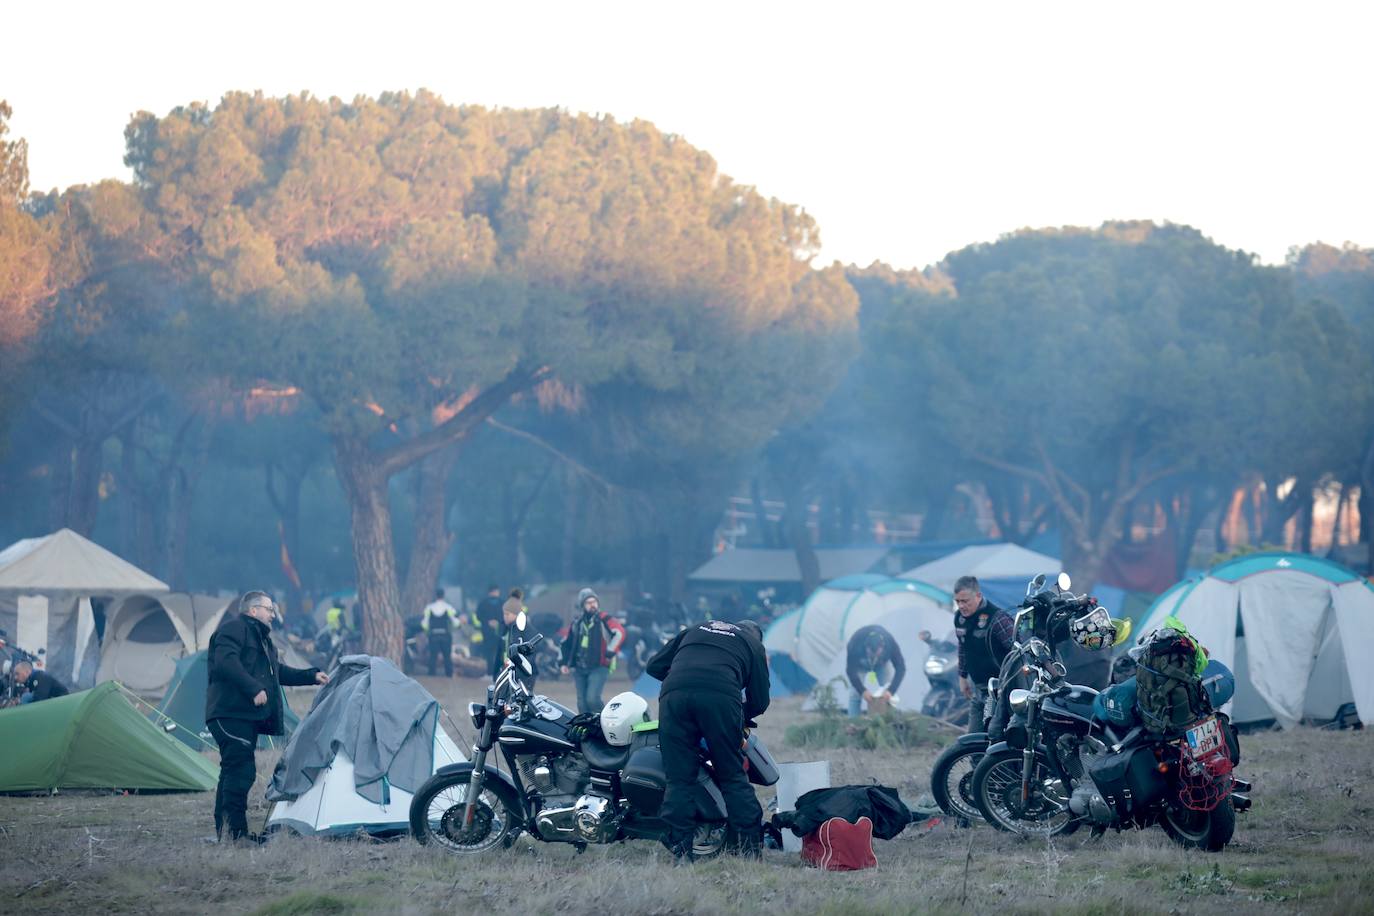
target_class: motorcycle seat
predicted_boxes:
[581,734,634,772]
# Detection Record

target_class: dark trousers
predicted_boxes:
[487,640,506,680]
[209,717,258,840]
[427,632,453,677]
[658,691,761,853]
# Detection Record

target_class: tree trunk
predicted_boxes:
[750,477,774,547]
[921,486,950,542]
[266,463,306,623]
[560,465,581,581]
[162,415,216,591]
[1326,482,1346,557]
[333,435,405,661]
[400,448,459,620]
[58,437,104,537]
[779,478,820,597]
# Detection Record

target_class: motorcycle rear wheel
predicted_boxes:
[930,740,985,822]
[1160,799,1235,852]
[410,770,522,854]
[972,748,1078,837]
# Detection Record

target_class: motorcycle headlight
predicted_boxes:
[468,702,487,730]
[924,656,949,676]
[1008,688,1031,712]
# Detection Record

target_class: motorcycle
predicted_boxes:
[929,572,1085,824]
[409,627,780,856]
[918,630,964,724]
[970,645,1251,850]
[0,629,41,708]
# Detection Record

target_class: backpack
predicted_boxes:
[1135,624,1208,734]
[776,785,913,840]
[800,816,878,871]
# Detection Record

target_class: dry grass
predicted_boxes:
[3,672,1373,915]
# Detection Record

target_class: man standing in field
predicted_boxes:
[953,575,1014,732]
[206,591,326,843]
[559,588,626,714]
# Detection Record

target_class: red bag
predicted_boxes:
[800,816,877,871]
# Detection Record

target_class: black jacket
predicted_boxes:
[844,625,906,696]
[206,613,318,735]
[23,669,70,702]
[646,620,770,720]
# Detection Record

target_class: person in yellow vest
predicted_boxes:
[421,589,459,677]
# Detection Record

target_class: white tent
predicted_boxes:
[266,656,467,838]
[900,543,1060,592]
[0,529,169,686]
[1138,552,1374,728]
[96,593,235,698]
[267,727,466,837]
[806,580,955,713]
[790,575,951,679]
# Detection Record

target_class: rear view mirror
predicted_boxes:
[1057,572,1072,592]
[1028,574,1047,595]
[516,610,528,632]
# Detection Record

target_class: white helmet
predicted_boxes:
[600,692,650,746]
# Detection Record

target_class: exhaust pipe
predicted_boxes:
[1230,793,1252,812]
[1232,778,1253,793]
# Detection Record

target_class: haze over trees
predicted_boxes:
[0,92,1369,663]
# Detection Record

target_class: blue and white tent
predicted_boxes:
[1138,553,1374,728]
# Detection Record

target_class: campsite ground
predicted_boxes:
[3,673,1373,916]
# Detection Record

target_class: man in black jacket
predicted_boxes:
[953,575,1015,732]
[844,625,906,717]
[206,591,327,843]
[11,660,69,703]
[646,619,770,861]
[476,584,505,678]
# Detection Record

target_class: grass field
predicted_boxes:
[3,671,1373,915]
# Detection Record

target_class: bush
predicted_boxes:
[784,710,948,751]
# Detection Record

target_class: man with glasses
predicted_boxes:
[206,591,328,843]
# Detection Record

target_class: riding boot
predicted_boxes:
[732,826,763,860]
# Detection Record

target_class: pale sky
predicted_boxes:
[5,1,1371,269]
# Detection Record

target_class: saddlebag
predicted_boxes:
[621,746,667,815]
[1086,746,1164,820]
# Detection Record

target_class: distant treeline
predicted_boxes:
[1,94,1369,658]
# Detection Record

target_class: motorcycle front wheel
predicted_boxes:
[930,740,986,822]
[1160,799,1235,852]
[410,769,522,854]
[971,748,1079,837]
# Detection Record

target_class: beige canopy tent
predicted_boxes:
[0,529,169,687]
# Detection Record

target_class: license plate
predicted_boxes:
[1185,716,1222,755]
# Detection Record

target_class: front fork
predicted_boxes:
[1020,705,1039,806]
[461,724,493,830]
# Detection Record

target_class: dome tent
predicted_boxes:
[0,682,218,793]
[787,574,891,678]
[265,655,465,837]
[96,593,235,699]
[791,575,950,680]
[797,578,953,713]
[1137,552,1374,728]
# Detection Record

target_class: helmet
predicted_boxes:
[600,692,650,746]
[1069,606,1130,651]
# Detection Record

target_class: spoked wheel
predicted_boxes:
[972,748,1078,837]
[410,771,521,854]
[1160,800,1235,852]
[930,741,986,822]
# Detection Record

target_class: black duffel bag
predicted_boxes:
[773,785,913,840]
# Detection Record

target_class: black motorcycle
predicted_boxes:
[970,652,1251,850]
[929,572,1102,825]
[409,633,779,855]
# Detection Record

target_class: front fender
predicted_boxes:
[955,732,989,748]
[985,741,1011,755]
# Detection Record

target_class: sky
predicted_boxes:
[4,1,1371,269]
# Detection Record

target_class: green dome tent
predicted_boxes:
[0,682,218,792]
